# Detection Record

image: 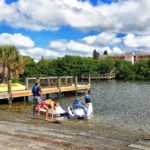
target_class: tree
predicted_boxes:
[103,50,108,55]
[22,56,39,77]
[92,49,99,59]
[0,45,24,82]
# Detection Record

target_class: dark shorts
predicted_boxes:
[33,96,41,105]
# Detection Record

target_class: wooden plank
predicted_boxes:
[0,92,9,99]
[60,87,76,92]
[77,85,91,90]
[2,84,91,98]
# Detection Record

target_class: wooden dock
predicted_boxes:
[82,73,116,80]
[0,76,91,103]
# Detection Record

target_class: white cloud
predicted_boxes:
[82,32,121,46]
[0,0,150,34]
[20,47,59,61]
[112,47,124,54]
[48,39,99,56]
[123,33,150,50]
[0,33,35,48]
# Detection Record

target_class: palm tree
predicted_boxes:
[0,45,24,83]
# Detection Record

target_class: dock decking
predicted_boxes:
[11,84,91,98]
[0,76,91,103]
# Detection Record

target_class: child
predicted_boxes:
[84,91,93,117]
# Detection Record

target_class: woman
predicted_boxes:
[40,99,55,121]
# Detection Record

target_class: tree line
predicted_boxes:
[0,45,150,83]
[22,53,150,81]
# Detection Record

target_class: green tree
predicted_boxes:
[93,49,99,59]
[0,45,24,82]
[23,56,39,77]
[134,59,150,79]
[97,58,114,74]
[114,59,136,80]
[103,50,108,55]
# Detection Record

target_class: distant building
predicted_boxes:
[101,53,150,64]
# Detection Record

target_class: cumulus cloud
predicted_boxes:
[0,32,59,60]
[0,0,150,34]
[19,47,59,61]
[47,32,123,56]
[48,39,99,56]
[112,47,124,54]
[0,33,35,48]
[82,32,121,46]
[123,34,150,50]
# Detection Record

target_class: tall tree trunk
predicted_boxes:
[2,64,7,83]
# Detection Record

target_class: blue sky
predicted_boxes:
[0,0,150,60]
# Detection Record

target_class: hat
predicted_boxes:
[74,97,80,102]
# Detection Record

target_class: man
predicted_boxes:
[32,82,42,117]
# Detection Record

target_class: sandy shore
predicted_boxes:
[0,110,150,150]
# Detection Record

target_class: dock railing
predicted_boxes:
[25,76,75,90]
[0,76,91,104]
[82,73,116,80]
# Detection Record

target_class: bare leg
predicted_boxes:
[44,105,49,121]
[37,104,41,117]
[33,104,36,116]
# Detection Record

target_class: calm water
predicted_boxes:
[0,81,150,132]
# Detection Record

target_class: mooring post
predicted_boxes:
[8,78,12,104]
[88,74,91,85]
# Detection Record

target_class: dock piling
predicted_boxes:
[25,78,28,90]
[75,76,78,95]
[8,78,12,104]
[88,74,91,85]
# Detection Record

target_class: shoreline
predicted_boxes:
[0,110,150,149]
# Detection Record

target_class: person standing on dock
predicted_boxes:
[32,82,42,117]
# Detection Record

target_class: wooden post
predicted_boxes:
[75,76,78,87]
[57,77,61,98]
[65,77,68,86]
[8,78,12,104]
[81,74,83,79]
[71,77,73,86]
[24,96,28,102]
[47,78,50,86]
[25,78,28,90]
[36,77,40,83]
[81,74,83,84]
[57,77,61,91]
[88,74,91,85]
[75,76,78,95]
